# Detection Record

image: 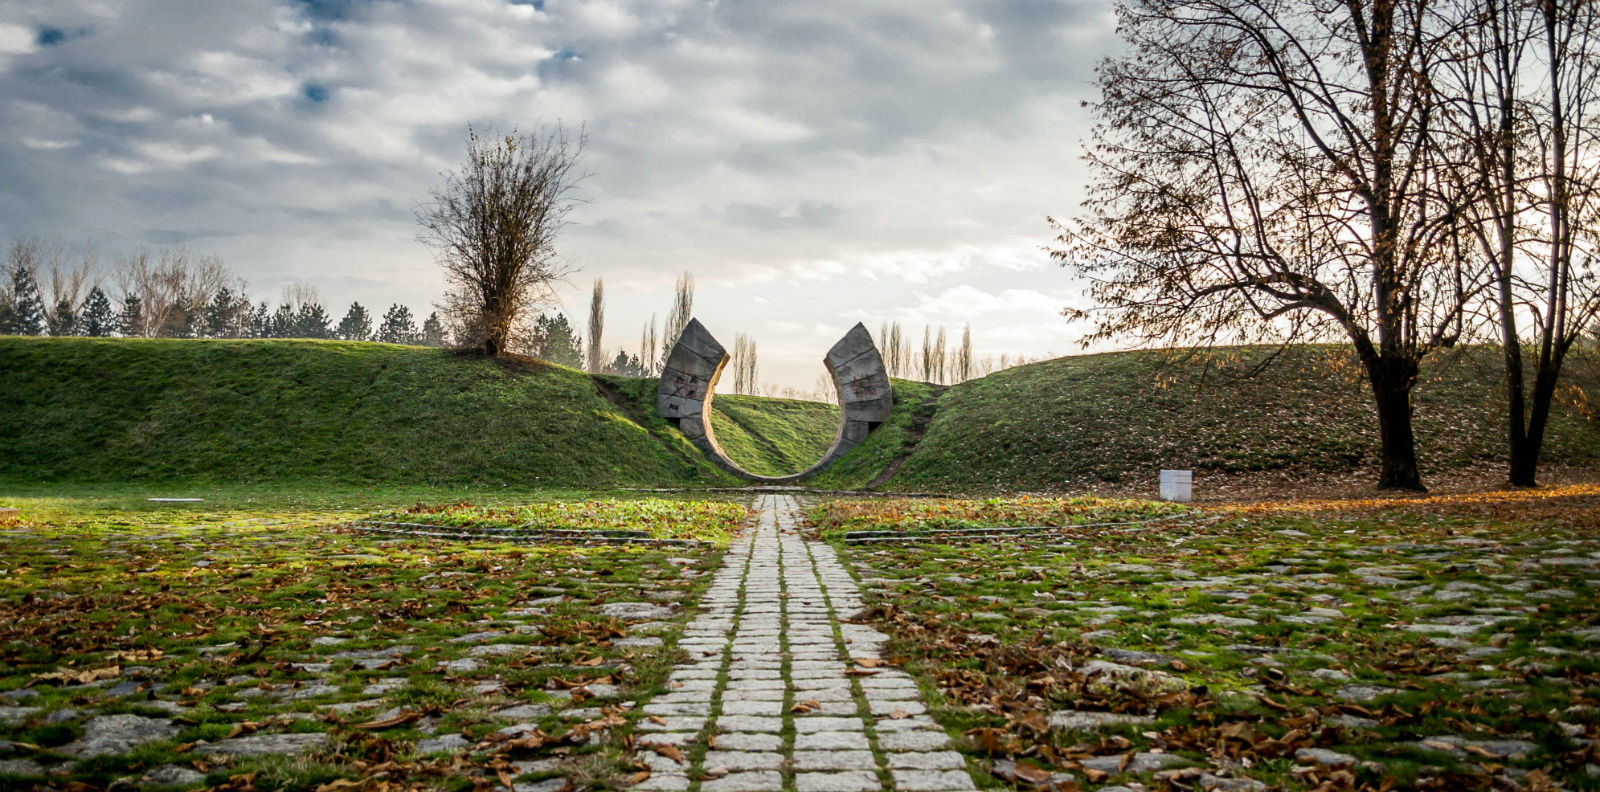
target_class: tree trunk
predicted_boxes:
[1512,361,1564,486]
[1364,355,1426,491]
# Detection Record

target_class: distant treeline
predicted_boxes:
[0,240,453,346]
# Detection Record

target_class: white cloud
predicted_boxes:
[0,0,1117,388]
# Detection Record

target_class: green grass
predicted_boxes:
[9,338,1596,494]
[829,488,1600,790]
[807,379,938,490]
[0,491,737,791]
[0,337,837,489]
[707,395,838,477]
[887,344,1600,493]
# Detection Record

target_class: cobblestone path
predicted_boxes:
[635,494,975,792]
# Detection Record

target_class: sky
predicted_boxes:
[0,0,1120,392]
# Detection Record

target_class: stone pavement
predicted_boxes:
[634,494,975,792]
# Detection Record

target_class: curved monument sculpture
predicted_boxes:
[655,318,891,483]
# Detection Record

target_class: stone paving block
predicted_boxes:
[878,730,952,751]
[794,770,882,792]
[887,751,967,770]
[713,733,783,752]
[638,716,705,732]
[793,750,879,771]
[720,699,785,716]
[714,715,783,733]
[891,768,978,791]
[700,770,784,792]
[795,730,871,750]
[794,716,863,732]
[870,699,927,716]
[703,750,784,771]
[632,774,690,791]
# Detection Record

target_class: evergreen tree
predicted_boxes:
[49,299,78,336]
[268,304,295,338]
[292,302,332,339]
[336,302,372,341]
[420,311,447,347]
[119,294,145,337]
[81,287,114,337]
[608,350,645,377]
[531,312,583,367]
[5,267,45,335]
[245,301,269,338]
[376,304,418,344]
[206,287,239,338]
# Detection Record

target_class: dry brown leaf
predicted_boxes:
[643,742,683,763]
[225,722,262,739]
[28,665,120,687]
[1015,761,1053,784]
[354,710,421,731]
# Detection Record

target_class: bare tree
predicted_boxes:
[731,332,760,395]
[115,247,232,338]
[956,323,973,382]
[641,313,659,377]
[418,124,586,357]
[1053,0,1478,490]
[586,277,605,373]
[1439,0,1600,486]
[919,325,935,382]
[933,326,948,384]
[660,272,694,367]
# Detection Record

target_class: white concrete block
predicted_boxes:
[1159,469,1192,503]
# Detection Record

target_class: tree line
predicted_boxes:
[1056,0,1600,489]
[0,240,448,345]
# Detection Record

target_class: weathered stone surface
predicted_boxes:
[1080,752,1188,774]
[60,714,179,757]
[193,732,327,757]
[415,734,471,754]
[1049,710,1154,731]
[599,602,675,621]
[142,764,207,785]
[794,770,881,792]
[654,319,889,482]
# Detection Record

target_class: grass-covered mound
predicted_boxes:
[887,345,1600,493]
[0,337,743,487]
[708,395,838,477]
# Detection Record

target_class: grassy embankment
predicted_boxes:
[4,338,1597,495]
[0,337,840,488]
[883,344,1600,493]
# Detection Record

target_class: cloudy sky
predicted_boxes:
[0,0,1119,391]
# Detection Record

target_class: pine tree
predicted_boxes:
[6,267,45,335]
[119,294,145,337]
[81,287,114,337]
[206,287,239,338]
[49,299,78,336]
[377,304,418,344]
[336,302,372,341]
[246,301,270,338]
[293,302,332,339]
[420,312,447,347]
[268,304,295,338]
[531,313,582,367]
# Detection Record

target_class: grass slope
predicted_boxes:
[806,379,938,490]
[888,344,1600,493]
[0,337,738,487]
[707,395,838,477]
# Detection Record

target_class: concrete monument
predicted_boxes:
[655,319,891,483]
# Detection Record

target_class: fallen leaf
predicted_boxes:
[354,710,421,730]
